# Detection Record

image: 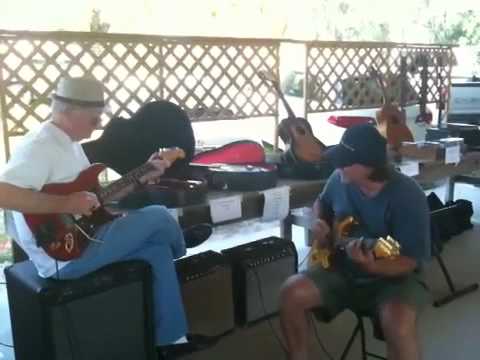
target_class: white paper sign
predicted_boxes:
[445,145,461,164]
[262,186,290,222]
[398,161,419,177]
[209,196,242,224]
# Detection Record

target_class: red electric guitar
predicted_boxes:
[23,148,185,261]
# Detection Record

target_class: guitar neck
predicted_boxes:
[335,236,377,250]
[419,59,429,113]
[98,162,154,202]
[399,57,408,114]
[275,83,297,119]
[371,67,390,106]
[258,71,297,119]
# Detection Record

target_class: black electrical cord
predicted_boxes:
[61,304,81,360]
[309,314,335,360]
[252,267,334,360]
[252,268,289,357]
[298,248,313,268]
[55,261,81,360]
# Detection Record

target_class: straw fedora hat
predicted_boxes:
[51,76,105,107]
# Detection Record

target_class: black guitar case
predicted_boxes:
[83,100,195,178]
[82,101,205,208]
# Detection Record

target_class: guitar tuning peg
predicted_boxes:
[387,235,402,253]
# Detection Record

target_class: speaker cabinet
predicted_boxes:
[221,237,297,326]
[4,260,155,360]
[175,251,235,336]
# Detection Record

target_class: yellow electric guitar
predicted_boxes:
[309,216,401,269]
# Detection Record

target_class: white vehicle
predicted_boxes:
[446,46,480,124]
[448,78,480,124]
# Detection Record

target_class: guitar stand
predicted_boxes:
[340,314,387,360]
[431,201,479,307]
[433,247,479,307]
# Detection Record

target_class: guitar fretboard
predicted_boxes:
[335,236,378,250]
[98,162,154,202]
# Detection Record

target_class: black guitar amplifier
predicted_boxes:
[4,260,155,360]
[221,237,297,326]
[175,251,235,337]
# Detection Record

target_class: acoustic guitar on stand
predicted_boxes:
[371,66,414,151]
[258,70,326,163]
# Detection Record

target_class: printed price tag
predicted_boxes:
[262,186,291,221]
[399,161,419,177]
[209,196,242,224]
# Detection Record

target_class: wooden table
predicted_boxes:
[177,152,480,243]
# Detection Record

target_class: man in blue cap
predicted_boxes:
[280,124,431,360]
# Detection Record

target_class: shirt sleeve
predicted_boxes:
[388,179,431,263]
[0,139,53,191]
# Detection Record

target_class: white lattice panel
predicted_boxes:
[0,32,162,141]
[161,38,279,121]
[305,42,453,113]
[0,31,281,158]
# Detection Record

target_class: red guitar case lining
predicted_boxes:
[327,115,375,128]
[192,140,266,165]
[192,140,277,191]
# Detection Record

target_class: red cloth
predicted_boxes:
[327,115,374,128]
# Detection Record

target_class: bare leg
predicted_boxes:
[279,274,323,360]
[379,301,420,360]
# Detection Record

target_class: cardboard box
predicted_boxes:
[399,141,444,162]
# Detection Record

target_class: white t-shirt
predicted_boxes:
[0,121,91,277]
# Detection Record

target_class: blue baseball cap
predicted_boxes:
[325,124,387,168]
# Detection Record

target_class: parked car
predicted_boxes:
[448,76,480,124]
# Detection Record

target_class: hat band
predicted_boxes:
[52,94,105,108]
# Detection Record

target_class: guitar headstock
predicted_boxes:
[258,70,277,84]
[258,70,283,95]
[158,147,186,164]
[370,66,389,106]
[373,235,401,259]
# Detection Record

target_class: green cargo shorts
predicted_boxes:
[303,266,431,322]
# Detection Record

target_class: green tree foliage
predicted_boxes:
[426,10,480,45]
[90,9,110,33]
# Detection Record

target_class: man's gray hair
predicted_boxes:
[51,98,104,115]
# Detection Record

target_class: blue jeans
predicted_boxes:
[57,205,188,345]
